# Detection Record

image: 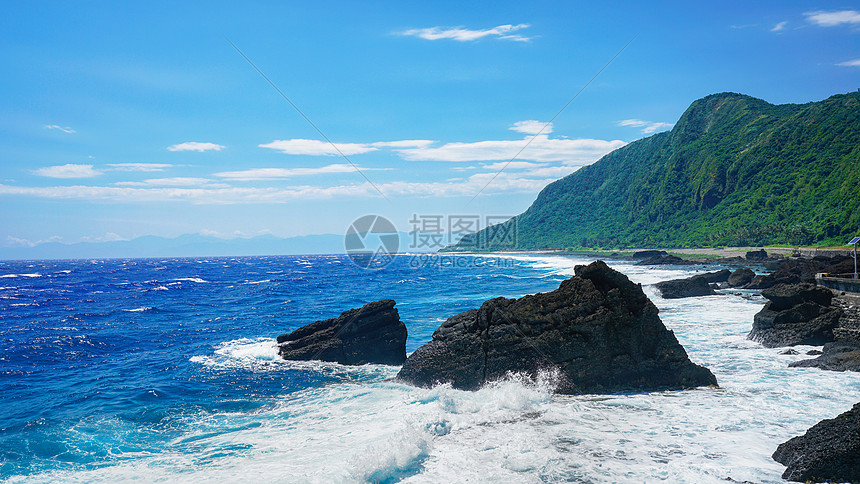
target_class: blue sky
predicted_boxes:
[1,1,858,251]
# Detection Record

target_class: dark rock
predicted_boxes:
[635,254,688,265]
[746,255,855,289]
[772,402,860,483]
[780,349,799,355]
[277,299,407,365]
[807,349,823,355]
[789,341,860,372]
[396,260,717,394]
[633,250,667,259]
[746,249,768,261]
[654,272,721,299]
[727,268,756,288]
[748,284,842,347]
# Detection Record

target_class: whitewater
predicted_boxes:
[1,254,858,483]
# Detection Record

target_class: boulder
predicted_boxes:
[772,402,860,483]
[746,249,768,261]
[632,250,667,259]
[727,268,755,287]
[654,272,721,299]
[748,284,842,347]
[277,299,407,365]
[396,260,717,394]
[635,254,688,265]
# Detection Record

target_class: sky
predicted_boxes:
[0,1,858,252]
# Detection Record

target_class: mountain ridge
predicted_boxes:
[452,91,860,250]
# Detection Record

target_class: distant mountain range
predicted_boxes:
[451,91,860,250]
[0,233,413,260]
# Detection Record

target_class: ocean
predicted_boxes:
[1,253,859,483]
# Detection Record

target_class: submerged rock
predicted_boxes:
[277,299,407,365]
[396,260,717,394]
[789,341,860,372]
[772,402,860,483]
[748,284,842,347]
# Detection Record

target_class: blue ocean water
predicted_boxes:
[1,254,859,483]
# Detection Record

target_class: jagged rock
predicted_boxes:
[772,402,860,483]
[655,271,725,299]
[746,249,768,261]
[728,268,755,287]
[396,261,717,394]
[780,349,799,355]
[277,299,407,365]
[790,342,860,372]
[748,284,842,347]
[807,349,824,355]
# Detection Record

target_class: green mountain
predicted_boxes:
[455,91,860,250]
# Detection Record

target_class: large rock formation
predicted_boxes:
[277,299,407,365]
[746,255,855,289]
[748,284,842,347]
[772,402,860,483]
[790,297,860,371]
[396,261,717,394]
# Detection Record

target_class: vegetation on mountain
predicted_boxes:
[455,91,860,250]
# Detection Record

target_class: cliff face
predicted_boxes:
[452,91,860,250]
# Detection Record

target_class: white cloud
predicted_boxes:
[44,125,76,134]
[771,21,788,32]
[108,163,173,172]
[258,139,432,156]
[259,139,378,156]
[114,177,223,187]
[617,119,674,134]
[396,135,625,164]
[167,142,225,152]
[480,161,545,171]
[805,10,860,26]
[399,24,532,42]
[837,58,860,67]
[214,164,388,181]
[510,120,552,135]
[32,164,102,178]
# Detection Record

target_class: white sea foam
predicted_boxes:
[243,279,272,285]
[172,277,208,283]
[123,306,153,312]
[1,273,42,278]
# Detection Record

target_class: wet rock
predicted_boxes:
[277,299,407,365]
[727,268,755,288]
[780,349,799,355]
[772,402,860,483]
[654,271,724,299]
[807,349,823,356]
[789,341,860,372]
[748,284,842,348]
[632,250,668,259]
[396,260,717,394]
